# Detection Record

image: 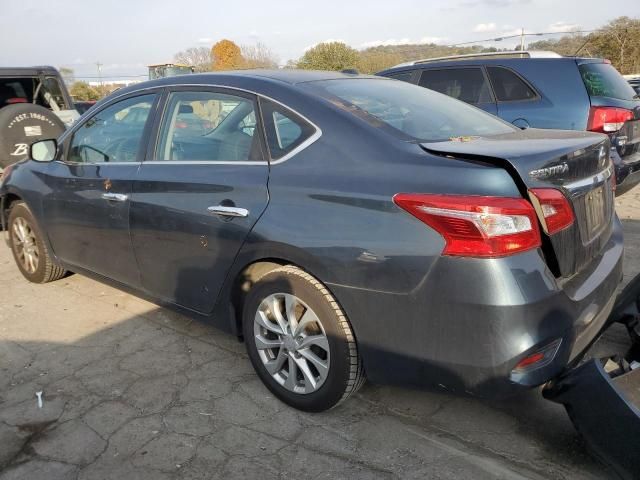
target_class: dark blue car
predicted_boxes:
[377,51,640,195]
[0,71,624,413]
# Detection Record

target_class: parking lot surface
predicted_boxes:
[1,188,639,480]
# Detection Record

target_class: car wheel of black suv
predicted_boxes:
[243,265,365,412]
[8,202,66,283]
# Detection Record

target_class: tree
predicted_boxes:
[589,17,640,74]
[69,81,100,101]
[173,46,213,72]
[356,50,402,74]
[241,43,279,69]
[58,67,75,86]
[211,39,244,70]
[528,17,640,75]
[297,42,359,71]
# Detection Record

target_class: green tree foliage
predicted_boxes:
[211,39,245,70]
[297,42,359,71]
[69,81,100,101]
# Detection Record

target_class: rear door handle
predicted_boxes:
[207,205,249,218]
[102,193,128,202]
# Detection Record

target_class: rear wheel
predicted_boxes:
[8,202,66,283]
[243,266,365,412]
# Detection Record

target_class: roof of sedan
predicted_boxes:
[132,69,382,90]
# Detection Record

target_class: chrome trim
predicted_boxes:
[270,128,323,165]
[564,165,613,196]
[207,205,249,217]
[70,82,323,167]
[144,161,268,166]
[102,192,129,202]
[55,160,143,167]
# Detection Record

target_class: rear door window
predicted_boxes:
[579,63,638,101]
[418,68,493,104]
[486,67,538,102]
[156,90,263,162]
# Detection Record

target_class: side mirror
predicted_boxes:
[30,139,58,162]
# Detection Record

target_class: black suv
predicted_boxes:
[0,66,78,170]
[378,51,640,195]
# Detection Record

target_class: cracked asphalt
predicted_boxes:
[1,188,639,480]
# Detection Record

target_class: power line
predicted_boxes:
[446,29,598,47]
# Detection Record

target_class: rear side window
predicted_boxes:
[486,67,537,102]
[260,99,316,159]
[386,71,413,83]
[579,63,638,101]
[419,68,493,104]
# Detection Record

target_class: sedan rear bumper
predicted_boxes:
[328,217,624,398]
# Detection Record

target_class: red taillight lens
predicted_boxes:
[528,188,574,235]
[175,121,188,129]
[512,339,562,373]
[587,106,633,133]
[393,194,541,258]
[6,97,27,104]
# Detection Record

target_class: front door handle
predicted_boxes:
[207,205,249,218]
[102,192,128,202]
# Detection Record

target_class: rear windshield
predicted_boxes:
[303,78,515,142]
[579,63,638,101]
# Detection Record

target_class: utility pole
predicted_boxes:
[520,28,525,51]
[96,61,103,93]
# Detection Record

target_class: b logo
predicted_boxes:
[10,143,28,157]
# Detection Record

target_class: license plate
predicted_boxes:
[585,186,605,237]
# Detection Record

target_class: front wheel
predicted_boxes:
[243,266,365,412]
[8,202,66,283]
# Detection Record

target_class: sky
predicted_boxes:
[0,0,638,81]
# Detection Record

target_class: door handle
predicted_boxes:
[207,205,249,218]
[102,193,128,202]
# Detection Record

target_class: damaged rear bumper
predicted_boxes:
[543,271,640,480]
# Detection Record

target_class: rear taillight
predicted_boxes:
[587,106,633,133]
[528,188,574,235]
[393,194,541,258]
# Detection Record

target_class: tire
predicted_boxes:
[0,104,65,168]
[8,201,66,283]
[243,265,365,412]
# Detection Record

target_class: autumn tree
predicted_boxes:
[241,43,279,69]
[211,39,245,70]
[297,42,359,71]
[70,81,100,101]
[173,46,213,72]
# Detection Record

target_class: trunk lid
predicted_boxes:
[421,129,614,278]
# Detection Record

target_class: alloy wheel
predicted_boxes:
[12,217,39,274]
[254,293,330,394]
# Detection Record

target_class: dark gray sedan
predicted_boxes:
[0,70,622,412]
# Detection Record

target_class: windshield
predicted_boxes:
[579,63,638,101]
[303,78,515,142]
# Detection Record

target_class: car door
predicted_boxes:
[485,66,541,129]
[418,67,498,115]
[41,92,160,286]
[129,87,270,313]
